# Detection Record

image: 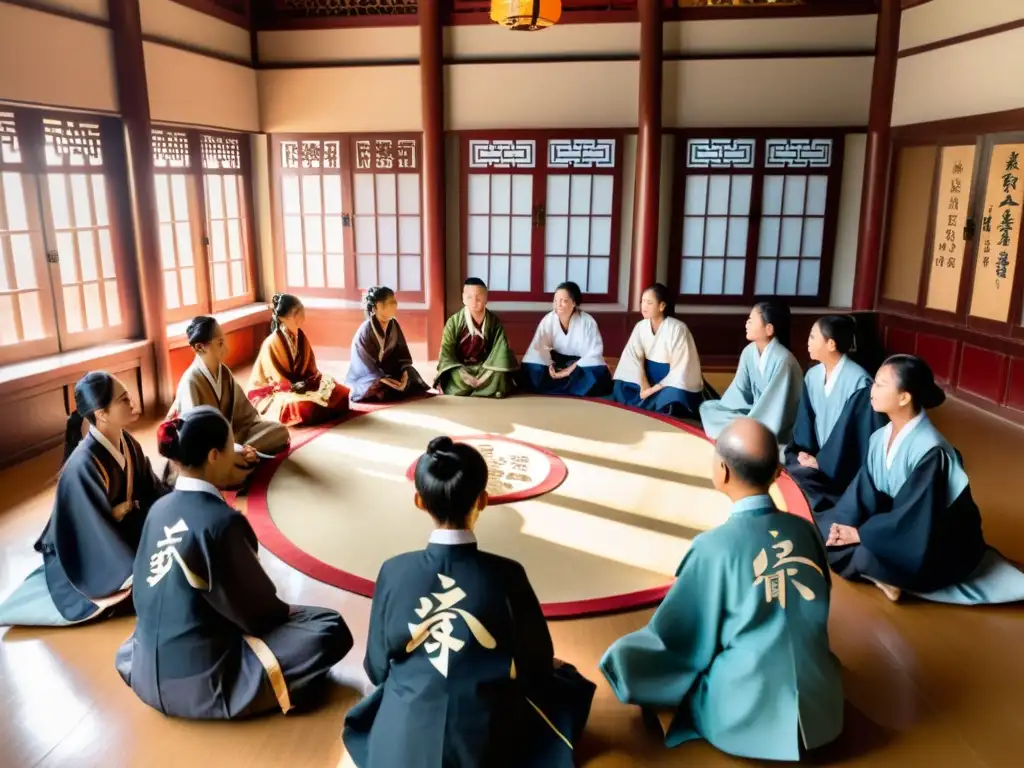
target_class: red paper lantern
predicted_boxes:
[490,0,562,31]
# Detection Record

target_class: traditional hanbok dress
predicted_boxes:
[346,317,430,403]
[435,308,518,398]
[342,529,596,768]
[784,356,886,512]
[520,310,611,397]
[246,328,349,427]
[816,413,1024,603]
[600,495,843,762]
[699,339,803,444]
[115,477,353,719]
[171,357,290,455]
[0,427,168,627]
[612,317,706,418]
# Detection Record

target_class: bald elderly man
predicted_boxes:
[600,418,843,762]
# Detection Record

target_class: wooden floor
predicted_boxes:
[2,373,1023,767]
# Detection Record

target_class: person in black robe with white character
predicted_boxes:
[115,406,353,719]
[341,437,596,768]
[0,371,167,627]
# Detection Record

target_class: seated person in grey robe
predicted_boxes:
[0,372,168,627]
[600,418,843,762]
[116,406,353,720]
[342,437,595,768]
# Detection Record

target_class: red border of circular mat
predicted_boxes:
[246,395,813,619]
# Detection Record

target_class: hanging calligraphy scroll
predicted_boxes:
[925,145,976,314]
[968,143,1023,322]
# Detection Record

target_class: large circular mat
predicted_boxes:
[248,396,811,618]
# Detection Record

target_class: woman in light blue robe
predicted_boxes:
[699,300,803,444]
[820,355,1024,604]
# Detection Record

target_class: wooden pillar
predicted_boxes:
[108,0,172,411]
[852,0,901,311]
[631,0,663,306]
[420,0,446,355]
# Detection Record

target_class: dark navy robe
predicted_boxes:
[346,317,429,403]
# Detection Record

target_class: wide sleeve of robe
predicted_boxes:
[363,561,391,687]
[482,313,518,373]
[784,383,820,462]
[435,313,465,382]
[747,350,802,441]
[345,321,386,399]
[521,314,556,368]
[814,387,885,488]
[228,376,290,454]
[124,432,171,513]
[613,322,648,385]
[504,561,555,686]
[573,313,606,368]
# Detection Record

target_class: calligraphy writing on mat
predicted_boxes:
[476,443,533,493]
[147,520,190,587]
[752,530,823,608]
[406,574,497,677]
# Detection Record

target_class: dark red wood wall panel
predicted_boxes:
[958,345,1009,404]
[1006,358,1024,414]
[913,332,958,385]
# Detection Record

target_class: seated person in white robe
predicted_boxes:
[612,283,708,419]
[600,418,843,762]
[520,281,611,397]
[116,406,353,719]
[342,437,595,768]
[819,355,1024,605]
[700,300,803,444]
[0,372,168,627]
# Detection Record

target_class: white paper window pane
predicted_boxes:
[490,216,510,254]
[570,176,592,215]
[727,217,748,258]
[798,259,820,296]
[780,217,803,258]
[568,216,590,256]
[0,296,16,343]
[762,176,784,216]
[164,272,180,309]
[758,218,780,258]
[397,174,419,214]
[229,262,243,298]
[783,176,807,216]
[304,215,323,253]
[326,253,344,288]
[70,175,92,227]
[286,252,304,285]
[802,217,824,258]
[103,282,120,326]
[159,224,176,269]
[567,256,588,287]
[724,259,745,295]
[284,215,303,252]
[729,175,753,216]
[490,255,510,291]
[468,215,489,254]
[588,258,609,294]
[510,256,531,291]
[49,176,69,229]
[213,263,229,299]
[684,176,708,216]
[379,255,398,289]
[491,175,511,215]
[707,176,730,216]
[399,216,421,255]
[511,175,533,215]
[282,176,300,214]
[544,257,567,292]
[590,217,612,257]
[399,255,421,292]
[22,292,44,339]
[98,230,115,278]
[306,253,325,287]
[92,177,108,226]
[467,254,489,283]
[546,215,568,255]
[468,175,490,214]
[323,175,342,214]
[375,174,397,215]
[592,176,613,215]
[511,216,531,254]
[806,176,828,216]
[378,216,398,254]
[325,217,343,254]
[78,232,98,281]
[57,232,76,284]
[681,258,702,294]
[223,177,239,218]
[302,176,322,214]
[705,217,727,258]
[776,259,798,294]
[63,286,82,332]
[169,176,188,221]
[682,217,704,257]
[353,175,373,215]
[155,177,172,221]
[754,259,776,295]
[547,176,570,215]
[701,258,725,294]
[356,254,377,287]
[355,216,376,253]
[206,177,225,220]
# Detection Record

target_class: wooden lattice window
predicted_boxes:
[202,134,252,309]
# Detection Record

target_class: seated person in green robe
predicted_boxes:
[600,417,843,762]
[434,278,518,398]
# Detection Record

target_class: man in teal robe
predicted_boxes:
[600,417,843,762]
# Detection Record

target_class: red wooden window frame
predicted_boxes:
[458,130,625,303]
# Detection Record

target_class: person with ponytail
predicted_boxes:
[699,300,803,444]
[246,294,350,426]
[818,355,1024,605]
[342,437,596,768]
[169,315,289,459]
[116,406,353,720]
[784,315,886,512]
[345,286,429,403]
[0,372,168,627]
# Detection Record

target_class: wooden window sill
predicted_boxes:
[0,340,152,398]
[166,303,271,349]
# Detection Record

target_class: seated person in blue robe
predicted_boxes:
[819,355,1024,605]
[116,406,353,719]
[699,300,803,444]
[600,418,843,762]
[342,437,596,768]
[0,372,168,627]
[346,285,430,403]
[612,283,711,419]
[520,281,611,397]
[784,316,886,513]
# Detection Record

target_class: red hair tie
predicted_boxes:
[156,417,183,451]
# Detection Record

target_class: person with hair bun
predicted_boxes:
[819,354,1024,604]
[699,300,803,444]
[116,405,353,720]
[170,316,290,461]
[784,315,886,512]
[246,294,349,426]
[346,286,429,403]
[0,372,168,627]
[342,436,596,768]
